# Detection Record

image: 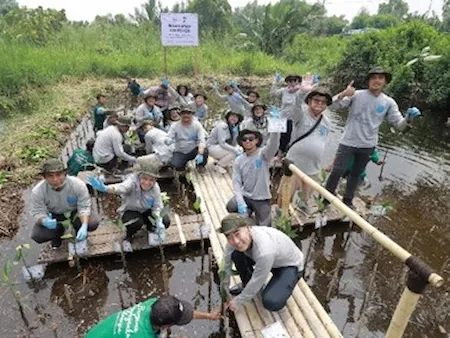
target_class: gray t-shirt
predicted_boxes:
[144,128,174,164]
[93,126,136,164]
[167,120,206,154]
[31,176,91,223]
[135,103,163,128]
[110,174,163,215]
[332,89,408,148]
[224,226,304,307]
[232,132,280,205]
[206,120,239,153]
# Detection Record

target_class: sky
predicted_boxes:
[18,0,444,22]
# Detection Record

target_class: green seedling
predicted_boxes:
[0,170,11,189]
[61,212,82,271]
[55,108,76,123]
[2,260,29,327]
[274,209,298,239]
[17,145,51,163]
[13,244,32,280]
[28,126,58,139]
[218,258,238,338]
[193,196,202,213]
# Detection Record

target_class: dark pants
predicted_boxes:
[232,251,303,312]
[137,128,146,144]
[98,144,135,172]
[226,196,271,227]
[31,209,100,244]
[279,119,293,154]
[325,144,374,205]
[122,209,171,238]
[171,147,209,171]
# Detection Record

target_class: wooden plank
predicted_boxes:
[37,214,202,265]
[174,213,186,248]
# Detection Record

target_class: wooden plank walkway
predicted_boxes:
[37,214,203,265]
[191,164,343,338]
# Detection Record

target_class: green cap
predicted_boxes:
[136,156,161,178]
[219,213,249,234]
[41,158,65,174]
[116,116,132,126]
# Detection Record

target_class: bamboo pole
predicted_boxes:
[174,213,187,249]
[286,297,315,338]
[287,163,444,288]
[278,175,292,212]
[385,288,422,338]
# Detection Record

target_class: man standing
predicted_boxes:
[31,159,100,248]
[226,128,280,227]
[325,67,421,208]
[92,94,107,132]
[220,214,304,312]
[93,116,137,172]
[167,107,208,171]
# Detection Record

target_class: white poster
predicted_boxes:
[161,13,199,46]
[268,117,288,133]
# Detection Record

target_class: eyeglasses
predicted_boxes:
[242,136,256,142]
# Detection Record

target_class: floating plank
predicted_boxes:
[37,214,203,265]
[191,163,344,338]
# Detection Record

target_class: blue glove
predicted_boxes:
[230,80,238,88]
[165,138,174,145]
[407,107,421,119]
[157,226,166,242]
[312,74,320,84]
[42,215,57,230]
[156,218,165,230]
[162,77,169,87]
[88,176,108,193]
[232,125,239,134]
[237,203,248,215]
[275,73,282,83]
[76,223,88,241]
[269,105,281,118]
[195,154,204,165]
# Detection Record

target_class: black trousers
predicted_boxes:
[279,119,293,154]
[121,209,171,238]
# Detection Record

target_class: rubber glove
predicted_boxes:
[162,77,169,87]
[275,73,282,83]
[407,107,421,120]
[232,125,239,134]
[76,223,88,241]
[42,214,57,230]
[165,138,174,146]
[88,176,108,193]
[269,105,281,118]
[195,154,204,165]
[312,74,320,84]
[237,203,248,215]
[157,226,166,242]
[230,80,238,88]
[156,217,165,230]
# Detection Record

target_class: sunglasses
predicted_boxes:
[242,136,256,142]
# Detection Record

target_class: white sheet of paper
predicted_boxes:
[268,117,287,133]
[261,321,290,338]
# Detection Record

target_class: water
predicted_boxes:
[0,109,449,337]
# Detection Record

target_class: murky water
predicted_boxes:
[0,103,449,337]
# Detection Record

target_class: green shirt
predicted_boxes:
[86,298,158,338]
[344,149,380,180]
[93,103,107,131]
[67,148,94,176]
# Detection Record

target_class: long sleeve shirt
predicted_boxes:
[331,89,408,148]
[134,103,163,128]
[167,120,206,154]
[206,120,239,153]
[224,226,304,307]
[93,126,136,164]
[213,87,248,117]
[109,175,163,215]
[31,176,91,223]
[232,132,280,205]
[146,86,171,110]
[286,104,331,176]
[270,84,308,120]
[144,128,174,164]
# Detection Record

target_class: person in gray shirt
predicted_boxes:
[226,128,280,227]
[325,67,421,207]
[219,214,304,312]
[167,107,208,171]
[135,93,163,143]
[93,116,137,172]
[31,159,100,249]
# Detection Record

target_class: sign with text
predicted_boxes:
[268,117,288,133]
[161,13,199,46]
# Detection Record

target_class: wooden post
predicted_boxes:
[385,269,428,338]
[193,47,199,79]
[163,47,168,76]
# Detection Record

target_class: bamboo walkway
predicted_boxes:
[191,164,343,338]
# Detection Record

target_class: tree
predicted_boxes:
[0,0,18,15]
[311,15,348,35]
[443,0,450,31]
[378,0,409,18]
[350,7,371,29]
[186,0,232,37]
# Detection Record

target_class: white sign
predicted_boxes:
[161,13,199,46]
[261,322,290,338]
[268,117,288,133]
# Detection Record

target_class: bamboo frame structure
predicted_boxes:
[283,160,444,338]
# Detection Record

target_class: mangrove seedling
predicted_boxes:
[2,260,29,327]
[13,243,32,281]
[273,209,298,239]
[60,212,82,271]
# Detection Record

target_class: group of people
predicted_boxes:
[29,66,422,337]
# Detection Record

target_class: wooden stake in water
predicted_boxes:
[208,247,213,312]
[163,47,168,76]
[193,47,199,79]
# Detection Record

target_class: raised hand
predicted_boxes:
[300,73,317,92]
[342,80,356,97]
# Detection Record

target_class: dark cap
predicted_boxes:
[367,66,392,84]
[116,116,132,126]
[247,90,260,98]
[143,93,158,101]
[150,295,194,327]
[304,89,333,106]
[251,104,267,113]
[41,158,65,174]
[193,93,208,100]
[285,75,302,83]
[224,110,243,123]
[218,213,249,235]
[180,107,194,115]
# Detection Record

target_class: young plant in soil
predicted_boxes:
[60,212,82,271]
[2,260,30,328]
[273,208,298,239]
[218,259,240,338]
[111,219,129,269]
[13,243,32,281]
